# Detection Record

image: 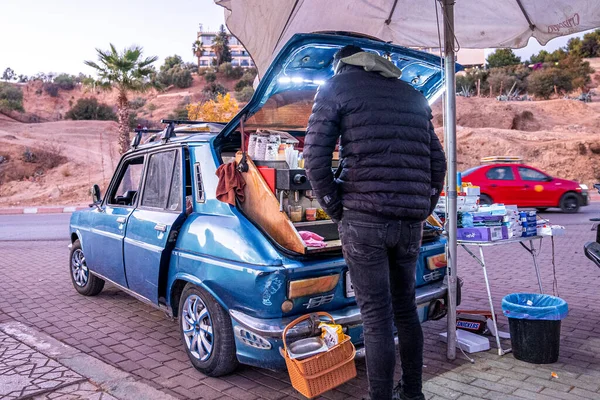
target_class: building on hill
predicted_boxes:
[196,24,255,68]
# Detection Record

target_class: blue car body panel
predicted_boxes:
[69,33,458,371]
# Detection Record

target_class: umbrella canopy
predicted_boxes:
[217,0,600,78]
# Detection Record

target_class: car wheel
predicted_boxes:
[560,193,580,213]
[479,194,493,206]
[179,284,238,376]
[536,208,548,212]
[69,240,104,296]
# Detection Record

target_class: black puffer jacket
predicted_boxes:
[304,62,446,222]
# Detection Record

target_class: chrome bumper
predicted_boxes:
[230,279,451,339]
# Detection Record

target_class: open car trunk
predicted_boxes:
[216,33,452,255]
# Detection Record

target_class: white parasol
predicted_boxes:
[215,0,600,359]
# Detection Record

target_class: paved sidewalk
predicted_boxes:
[0,209,599,399]
[0,322,177,400]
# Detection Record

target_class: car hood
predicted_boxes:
[216,33,461,141]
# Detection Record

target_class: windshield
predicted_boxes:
[246,90,315,131]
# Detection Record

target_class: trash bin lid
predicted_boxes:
[502,293,568,321]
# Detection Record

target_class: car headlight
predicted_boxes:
[580,184,589,190]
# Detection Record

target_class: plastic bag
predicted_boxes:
[502,293,568,321]
[319,322,344,348]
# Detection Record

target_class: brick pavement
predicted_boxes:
[1,217,600,399]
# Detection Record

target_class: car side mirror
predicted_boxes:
[545,176,553,182]
[91,184,102,204]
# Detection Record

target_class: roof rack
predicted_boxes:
[480,156,523,164]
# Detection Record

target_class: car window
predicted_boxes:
[167,154,182,211]
[195,163,205,203]
[142,150,177,209]
[108,156,145,206]
[518,167,548,181]
[486,167,514,181]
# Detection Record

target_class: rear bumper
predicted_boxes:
[230,278,456,339]
[230,278,461,369]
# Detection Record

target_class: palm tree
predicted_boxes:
[193,40,204,68]
[212,25,232,66]
[84,44,158,154]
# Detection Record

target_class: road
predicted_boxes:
[0,213,71,241]
[0,203,597,242]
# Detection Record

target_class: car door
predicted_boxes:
[484,166,521,205]
[517,166,555,207]
[88,155,145,287]
[123,148,186,304]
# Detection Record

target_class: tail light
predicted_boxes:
[427,254,447,270]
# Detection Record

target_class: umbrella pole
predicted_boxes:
[443,0,458,361]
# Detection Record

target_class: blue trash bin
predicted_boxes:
[502,293,568,364]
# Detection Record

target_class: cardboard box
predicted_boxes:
[458,226,504,242]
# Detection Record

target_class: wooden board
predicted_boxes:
[236,152,307,254]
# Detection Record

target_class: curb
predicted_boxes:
[0,206,88,215]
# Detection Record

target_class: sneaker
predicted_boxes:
[392,382,425,400]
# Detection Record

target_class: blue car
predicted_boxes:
[69,32,459,376]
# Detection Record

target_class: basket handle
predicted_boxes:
[288,343,356,380]
[282,312,334,352]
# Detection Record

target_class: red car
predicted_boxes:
[462,160,589,213]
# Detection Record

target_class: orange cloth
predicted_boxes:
[215,162,246,206]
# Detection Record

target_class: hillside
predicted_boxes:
[1,65,600,206]
[7,73,242,125]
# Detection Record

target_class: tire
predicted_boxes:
[479,194,493,206]
[560,193,580,213]
[69,240,104,296]
[179,284,238,376]
[536,208,548,212]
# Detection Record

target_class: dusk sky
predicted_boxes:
[0,0,590,77]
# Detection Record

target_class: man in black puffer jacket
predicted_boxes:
[304,45,446,400]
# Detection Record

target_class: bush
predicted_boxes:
[0,83,24,112]
[235,86,255,102]
[527,68,573,99]
[53,73,76,90]
[129,97,146,109]
[203,83,227,99]
[204,72,217,83]
[65,98,117,121]
[22,144,67,170]
[488,69,517,95]
[43,83,60,97]
[244,68,258,79]
[219,63,244,79]
[234,79,252,91]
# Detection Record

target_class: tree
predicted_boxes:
[558,55,595,91]
[212,25,232,66]
[193,40,204,67]
[84,44,158,154]
[158,55,193,89]
[17,75,28,83]
[53,73,76,90]
[486,49,521,69]
[2,68,15,82]
[187,93,239,122]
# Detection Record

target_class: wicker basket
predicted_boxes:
[283,312,357,399]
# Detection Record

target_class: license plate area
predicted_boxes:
[345,271,355,297]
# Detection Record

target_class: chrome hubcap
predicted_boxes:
[182,294,213,361]
[71,249,89,287]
